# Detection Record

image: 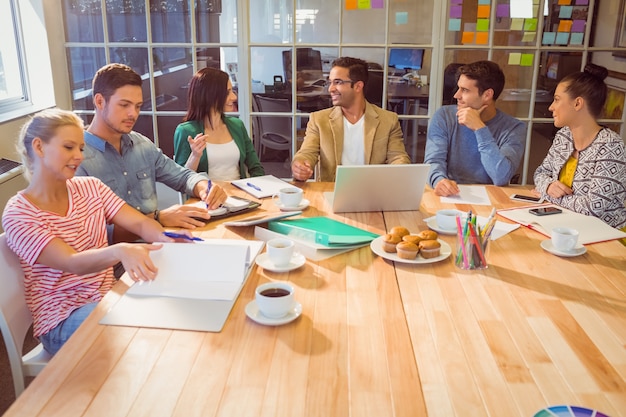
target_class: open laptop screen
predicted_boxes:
[325,164,430,213]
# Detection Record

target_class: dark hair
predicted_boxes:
[92,63,142,101]
[457,60,505,100]
[331,57,369,86]
[184,67,230,127]
[560,63,608,118]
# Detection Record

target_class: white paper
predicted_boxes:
[231,175,293,198]
[126,240,264,300]
[440,185,492,206]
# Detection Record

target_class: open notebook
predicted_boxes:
[324,164,430,213]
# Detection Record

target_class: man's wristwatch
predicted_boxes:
[153,210,160,223]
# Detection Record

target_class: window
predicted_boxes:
[0,0,55,123]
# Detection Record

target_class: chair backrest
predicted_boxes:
[442,63,464,105]
[0,233,36,395]
[364,69,384,107]
[254,95,292,147]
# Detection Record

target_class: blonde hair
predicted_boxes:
[17,108,84,180]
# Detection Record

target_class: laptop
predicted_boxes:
[324,164,430,213]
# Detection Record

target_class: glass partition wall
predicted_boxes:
[61,0,624,182]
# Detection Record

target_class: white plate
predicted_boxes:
[540,240,587,257]
[370,236,452,264]
[255,252,306,272]
[245,300,303,326]
[275,199,310,212]
[425,217,458,235]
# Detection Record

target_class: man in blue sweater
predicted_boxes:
[424,60,526,196]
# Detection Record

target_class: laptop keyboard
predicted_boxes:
[0,158,22,175]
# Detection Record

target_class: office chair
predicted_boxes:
[364,67,384,107]
[252,95,293,159]
[442,63,464,105]
[156,182,184,210]
[0,233,51,397]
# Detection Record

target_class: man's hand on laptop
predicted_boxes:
[434,178,460,197]
[292,160,313,181]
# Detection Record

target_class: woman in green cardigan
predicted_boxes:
[173,67,264,180]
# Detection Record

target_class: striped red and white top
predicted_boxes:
[3,176,126,337]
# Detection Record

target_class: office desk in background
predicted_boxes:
[6,184,626,417]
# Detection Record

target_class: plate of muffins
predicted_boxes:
[370,226,452,264]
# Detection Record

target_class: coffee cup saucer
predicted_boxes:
[540,240,587,257]
[425,217,457,235]
[274,199,310,212]
[245,300,303,326]
[255,252,306,272]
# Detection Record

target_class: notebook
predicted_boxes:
[325,164,430,213]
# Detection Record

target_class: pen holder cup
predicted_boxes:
[455,231,489,270]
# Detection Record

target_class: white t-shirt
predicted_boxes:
[206,141,240,181]
[341,115,365,166]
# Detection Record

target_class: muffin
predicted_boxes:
[417,230,438,241]
[389,226,410,238]
[402,234,422,245]
[419,239,441,259]
[381,233,402,252]
[396,241,419,259]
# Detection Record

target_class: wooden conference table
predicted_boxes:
[5,183,626,417]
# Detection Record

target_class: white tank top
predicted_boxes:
[205,141,240,181]
[341,115,365,166]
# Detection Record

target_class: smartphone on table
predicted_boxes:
[529,207,562,216]
[510,193,542,203]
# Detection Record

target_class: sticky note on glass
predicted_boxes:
[476,32,489,44]
[511,18,524,31]
[478,0,490,4]
[462,32,475,44]
[575,0,589,4]
[449,18,462,31]
[371,0,383,8]
[542,32,556,45]
[496,4,510,18]
[477,5,490,18]
[559,5,573,18]
[346,0,357,10]
[477,19,490,31]
[572,19,585,32]
[558,20,573,32]
[556,32,570,44]
[570,33,584,45]
[508,53,522,65]
[558,0,571,4]
[524,18,537,31]
[522,32,536,42]
[358,0,371,9]
[520,53,533,66]
[450,5,462,19]
[396,11,408,24]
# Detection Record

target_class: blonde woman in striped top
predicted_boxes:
[2,109,181,355]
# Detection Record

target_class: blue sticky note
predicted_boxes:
[478,0,490,4]
[396,11,408,25]
[570,32,584,45]
[542,32,556,45]
[448,18,462,31]
[559,5,573,18]
[556,32,569,45]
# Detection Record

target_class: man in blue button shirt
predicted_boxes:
[77,64,227,243]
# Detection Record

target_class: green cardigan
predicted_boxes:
[173,117,265,179]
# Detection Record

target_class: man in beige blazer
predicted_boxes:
[291,57,410,181]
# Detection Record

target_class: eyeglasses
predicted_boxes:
[324,79,356,87]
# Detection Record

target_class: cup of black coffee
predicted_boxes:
[255,281,295,318]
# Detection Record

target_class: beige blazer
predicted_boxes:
[292,102,411,181]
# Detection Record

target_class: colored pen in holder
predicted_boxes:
[455,210,493,270]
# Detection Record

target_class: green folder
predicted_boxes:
[268,217,379,247]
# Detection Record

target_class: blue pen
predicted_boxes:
[247,182,262,192]
[205,180,212,208]
[163,232,204,242]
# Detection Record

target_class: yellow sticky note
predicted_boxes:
[508,53,522,65]
[357,0,371,9]
[346,0,357,10]
[511,18,524,31]
[522,32,536,42]
[462,31,475,44]
[477,19,490,32]
[558,20,573,32]
[520,53,534,66]
[476,32,489,44]
[477,5,491,18]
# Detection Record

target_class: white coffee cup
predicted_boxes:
[266,238,295,267]
[255,281,295,318]
[436,209,464,231]
[273,187,303,208]
[551,227,579,252]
